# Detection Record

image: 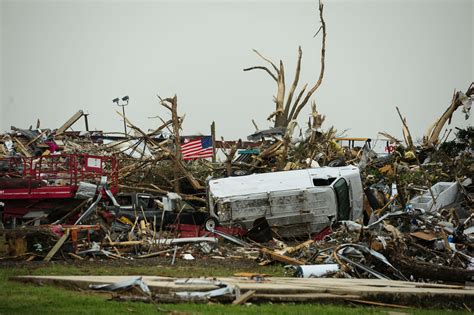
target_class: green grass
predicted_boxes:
[0,263,471,315]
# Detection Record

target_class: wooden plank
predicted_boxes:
[68,253,84,260]
[13,138,32,157]
[233,272,269,278]
[55,110,84,135]
[278,240,314,255]
[269,277,465,289]
[136,248,175,259]
[254,293,361,303]
[260,247,305,265]
[11,275,474,305]
[44,229,69,262]
[335,137,370,142]
[105,234,122,257]
[232,290,256,305]
[25,130,48,146]
[107,240,144,246]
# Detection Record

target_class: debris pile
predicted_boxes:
[1,81,473,309]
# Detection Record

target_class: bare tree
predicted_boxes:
[157,95,204,191]
[244,0,327,129]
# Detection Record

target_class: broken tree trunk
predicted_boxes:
[160,95,182,193]
[308,101,325,144]
[290,0,326,123]
[221,137,238,176]
[424,83,473,147]
[243,0,326,128]
[396,106,414,151]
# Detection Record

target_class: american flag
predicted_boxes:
[181,136,214,160]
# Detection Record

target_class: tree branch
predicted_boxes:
[288,83,308,122]
[291,0,326,121]
[243,66,278,82]
[252,119,259,131]
[267,108,284,121]
[283,46,303,124]
[252,49,279,73]
[396,106,414,150]
[274,60,286,126]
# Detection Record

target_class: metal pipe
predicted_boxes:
[121,105,127,136]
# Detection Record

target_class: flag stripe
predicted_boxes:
[182,146,204,153]
[183,148,213,156]
[182,148,208,155]
[183,152,213,160]
[183,150,211,156]
[183,153,213,159]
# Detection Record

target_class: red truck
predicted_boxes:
[0,154,118,227]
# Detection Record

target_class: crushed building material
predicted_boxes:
[0,75,472,310]
[12,275,474,308]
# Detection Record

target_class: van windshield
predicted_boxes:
[333,178,350,220]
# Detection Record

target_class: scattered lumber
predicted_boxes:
[11,275,474,308]
[260,247,305,265]
[232,290,256,305]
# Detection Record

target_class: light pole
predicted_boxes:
[113,96,129,136]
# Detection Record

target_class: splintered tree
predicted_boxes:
[244,0,327,129]
[118,95,203,193]
[423,82,474,148]
[158,95,204,191]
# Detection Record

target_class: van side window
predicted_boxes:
[333,178,350,220]
[313,177,336,186]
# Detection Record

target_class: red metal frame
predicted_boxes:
[0,154,118,200]
[64,224,101,252]
[170,223,247,238]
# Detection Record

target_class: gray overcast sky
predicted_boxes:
[1,0,473,142]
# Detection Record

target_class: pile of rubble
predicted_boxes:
[0,84,473,292]
[2,0,472,306]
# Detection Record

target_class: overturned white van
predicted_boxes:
[207,166,363,237]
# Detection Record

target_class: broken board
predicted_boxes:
[11,275,474,308]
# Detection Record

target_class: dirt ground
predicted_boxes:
[0,254,281,277]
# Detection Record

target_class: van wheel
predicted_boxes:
[328,158,345,167]
[231,221,245,230]
[204,217,219,231]
[232,169,251,176]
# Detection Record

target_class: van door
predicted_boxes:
[333,178,350,220]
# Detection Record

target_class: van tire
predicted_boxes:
[231,221,245,230]
[328,158,345,167]
[204,217,219,231]
[232,169,251,176]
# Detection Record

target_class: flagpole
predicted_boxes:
[211,121,216,163]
